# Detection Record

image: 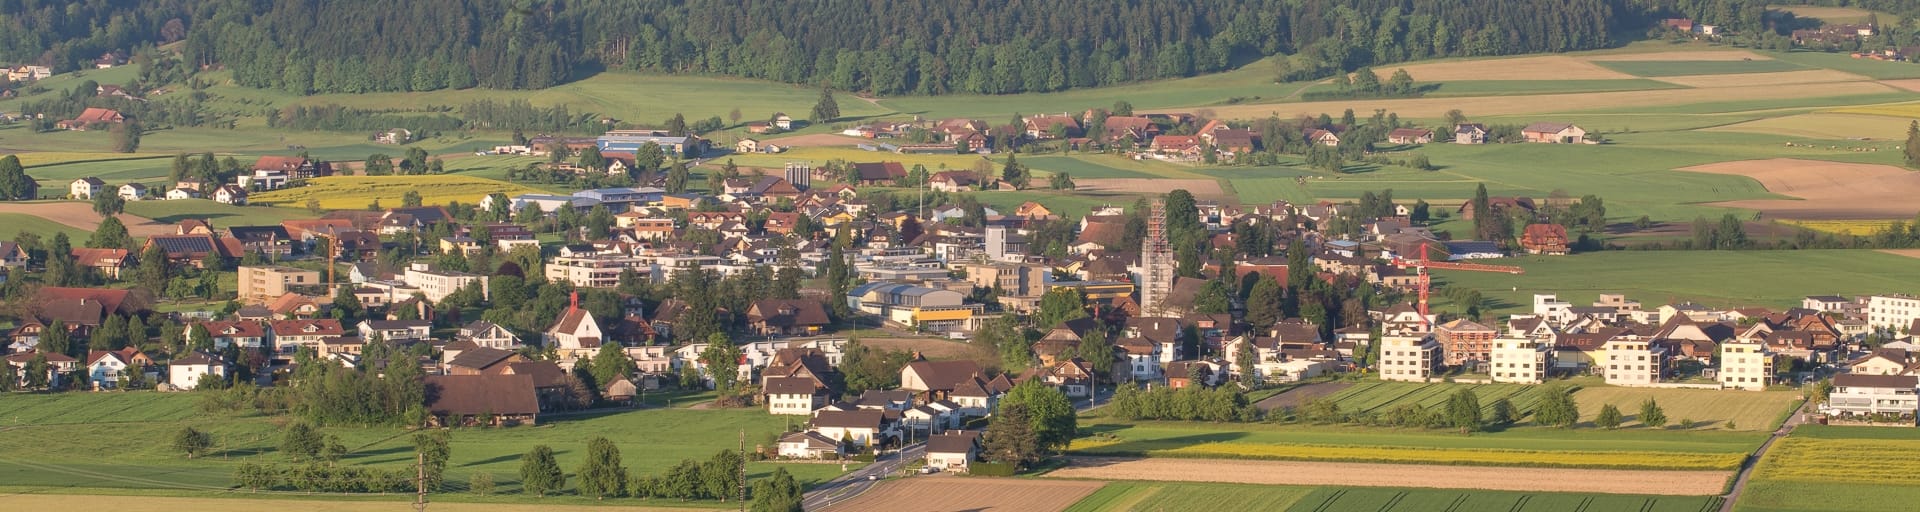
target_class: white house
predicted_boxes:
[1720,336,1772,391]
[924,431,980,473]
[1601,336,1665,386]
[166,187,202,200]
[457,321,520,350]
[1489,336,1551,384]
[213,185,248,205]
[168,351,226,390]
[71,177,106,199]
[1378,334,1441,382]
[776,431,843,459]
[809,409,889,448]
[84,350,136,389]
[763,376,827,415]
[1823,374,1919,421]
[117,183,148,201]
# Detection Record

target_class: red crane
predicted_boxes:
[1390,243,1525,327]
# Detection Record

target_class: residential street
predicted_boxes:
[1719,399,1813,512]
[802,441,924,511]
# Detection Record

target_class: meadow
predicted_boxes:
[1592,59,1809,77]
[1737,425,1920,512]
[1432,250,1920,317]
[1570,387,1800,431]
[0,212,88,241]
[1063,481,1723,512]
[1319,381,1546,417]
[0,392,852,500]
[121,199,321,225]
[250,175,543,209]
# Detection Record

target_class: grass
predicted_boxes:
[1737,425,1920,512]
[250,175,543,209]
[1593,60,1811,77]
[717,145,992,173]
[1569,386,1801,431]
[0,495,721,511]
[122,199,321,225]
[1071,417,1762,470]
[971,190,1137,219]
[1774,219,1900,236]
[0,392,854,500]
[1706,112,1916,139]
[1431,249,1920,317]
[1023,155,1213,180]
[876,57,1310,119]
[0,212,88,241]
[1321,381,1544,417]
[1423,79,1686,96]
[1767,50,1920,80]
[1064,482,1722,512]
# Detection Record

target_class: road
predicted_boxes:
[803,441,924,511]
[1719,399,1813,512]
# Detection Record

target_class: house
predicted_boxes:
[1489,336,1551,384]
[1378,334,1441,382]
[70,248,130,279]
[1436,318,1498,367]
[57,108,126,130]
[423,374,541,426]
[924,431,981,473]
[773,113,794,130]
[270,319,346,355]
[764,375,828,415]
[251,156,332,179]
[358,319,432,343]
[851,162,908,186]
[445,346,532,375]
[0,241,26,268]
[70,177,106,199]
[117,183,148,201]
[1602,336,1666,386]
[1023,114,1081,139]
[736,138,760,154]
[1387,128,1435,144]
[213,185,248,205]
[374,128,412,144]
[85,347,152,389]
[1305,129,1341,146]
[545,298,605,355]
[1521,224,1570,255]
[1720,336,1772,391]
[776,431,844,459]
[810,409,889,448]
[1150,135,1202,155]
[165,188,201,200]
[238,265,321,303]
[457,321,520,350]
[168,351,226,390]
[1453,124,1488,144]
[929,171,978,193]
[1822,374,1918,422]
[746,299,831,337]
[1521,123,1587,144]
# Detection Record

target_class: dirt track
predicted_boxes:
[1047,457,1731,496]
[1677,158,1920,220]
[823,476,1103,512]
[0,202,173,237]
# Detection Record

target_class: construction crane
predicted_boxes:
[1390,243,1525,328]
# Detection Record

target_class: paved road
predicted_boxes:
[803,441,924,511]
[1720,399,1814,512]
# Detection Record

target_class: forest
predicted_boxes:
[2,0,1874,97]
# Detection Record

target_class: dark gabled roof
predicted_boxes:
[499,361,568,389]
[170,350,223,366]
[424,374,539,416]
[446,346,518,370]
[763,376,820,396]
[749,299,830,328]
[778,431,840,450]
[147,234,220,258]
[926,431,981,454]
[852,162,907,182]
[904,360,986,391]
[1834,373,1919,389]
[227,225,292,243]
[811,409,884,429]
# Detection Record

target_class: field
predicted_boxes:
[250,175,543,209]
[0,392,852,499]
[1676,158,1920,220]
[1593,59,1809,77]
[0,495,717,512]
[122,199,321,225]
[1046,458,1730,495]
[1317,381,1545,418]
[1066,482,1724,512]
[0,201,174,237]
[0,212,89,241]
[1651,69,1868,88]
[1076,178,1229,201]
[1777,6,1883,23]
[1433,250,1920,317]
[1570,387,1800,431]
[1071,416,1761,471]
[1707,112,1915,140]
[1390,55,1633,81]
[1737,425,1920,512]
[821,477,1104,512]
[1063,482,1316,512]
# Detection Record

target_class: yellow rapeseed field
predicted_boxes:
[1756,438,1920,483]
[251,175,542,209]
[1072,439,1742,471]
[1778,219,1898,236]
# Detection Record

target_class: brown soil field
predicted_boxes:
[1880,79,1920,93]
[859,337,992,361]
[763,133,873,147]
[1171,81,1897,120]
[0,202,173,237]
[1879,249,1920,260]
[0,494,695,512]
[1390,55,1632,81]
[1584,50,1771,61]
[823,476,1104,512]
[1653,69,1869,88]
[1678,158,1920,219]
[1076,178,1227,200]
[1047,457,1731,496]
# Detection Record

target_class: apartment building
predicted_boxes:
[1378,334,1441,382]
[1489,336,1551,384]
[237,265,320,303]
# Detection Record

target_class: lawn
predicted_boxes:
[971,190,1137,219]
[1071,417,1762,470]
[0,391,854,500]
[1430,249,1920,317]
[1593,60,1810,77]
[122,199,320,225]
[876,57,1309,119]
[250,175,543,209]
[1767,50,1920,80]
[1063,482,1314,512]
[24,155,179,187]
[1737,425,1920,512]
[1570,386,1801,431]
[0,212,88,241]
[0,495,721,512]
[719,145,992,173]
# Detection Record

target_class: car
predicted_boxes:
[918,466,938,474]
[866,475,878,481]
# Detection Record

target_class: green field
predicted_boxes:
[1065,482,1723,512]
[1767,50,1920,80]
[1737,425,1920,512]
[1432,250,1920,317]
[121,199,321,225]
[0,212,88,241]
[250,175,543,209]
[1593,59,1811,77]
[1023,155,1213,179]
[1321,381,1547,417]
[1424,79,1685,96]
[1571,386,1800,431]
[0,392,853,499]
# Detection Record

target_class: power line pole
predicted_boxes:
[738,429,748,511]
[414,449,428,512]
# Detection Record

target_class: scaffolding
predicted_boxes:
[1140,198,1175,316]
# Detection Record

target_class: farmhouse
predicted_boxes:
[1521,122,1588,144]
[925,431,981,473]
[70,177,106,199]
[746,299,830,337]
[424,374,540,426]
[852,162,908,186]
[809,409,889,448]
[167,351,226,390]
[1387,128,1434,144]
[57,108,126,130]
[1521,224,1570,255]
[776,431,844,459]
[1453,124,1488,144]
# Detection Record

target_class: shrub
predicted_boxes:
[470,472,495,495]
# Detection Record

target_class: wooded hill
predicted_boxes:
[0,0,1903,96]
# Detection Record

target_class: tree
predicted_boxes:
[401,190,424,208]
[996,381,1076,454]
[520,445,566,497]
[589,340,635,389]
[1387,68,1416,95]
[24,354,50,390]
[88,216,132,250]
[414,430,450,491]
[93,193,126,217]
[1533,385,1580,428]
[1489,398,1517,427]
[1077,329,1114,386]
[1596,404,1624,430]
[665,161,691,193]
[470,472,495,495]
[664,113,689,137]
[172,426,213,458]
[1034,288,1088,328]
[810,87,840,123]
[0,155,35,200]
[1244,276,1283,328]
[701,333,742,392]
[281,422,324,461]
[1194,280,1232,314]
[1639,398,1668,428]
[1907,120,1920,169]
[1445,388,1482,433]
[39,320,71,357]
[578,437,628,499]
[748,468,802,512]
[999,152,1026,189]
[1235,338,1260,386]
[137,242,170,293]
[983,403,1041,469]
[1049,171,1075,190]
[1445,109,1468,128]
[111,121,141,153]
[700,449,743,502]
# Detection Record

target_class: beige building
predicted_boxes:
[1719,336,1772,391]
[1489,336,1551,384]
[403,263,489,303]
[237,265,321,304]
[545,254,652,288]
[1602,337,1665,386]
[1868,294,1920,331]
[1378,334,1441,382]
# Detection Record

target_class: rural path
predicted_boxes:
[805,441,925,511]
[1719,399,1813,512]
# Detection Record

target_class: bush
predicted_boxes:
[469,472,495,495]
[970,462,1017,476]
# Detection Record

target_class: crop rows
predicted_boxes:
[1135,442,1742,470]
[1325,382,1545,416]
[1775,219,1895,237]
[1755,438,1920,483]
[1292,487,1724,512]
